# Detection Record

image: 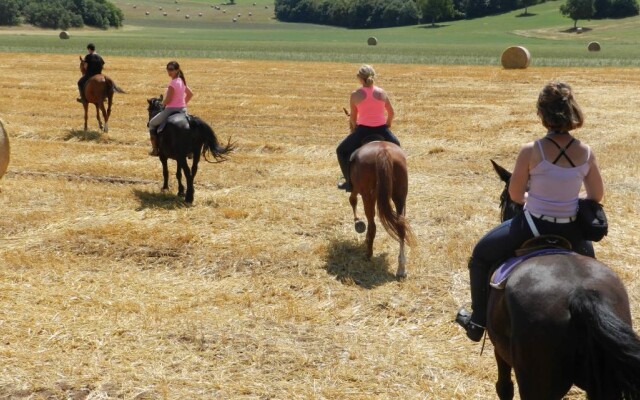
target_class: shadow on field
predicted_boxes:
[516,12,537,17]
[419,24,450,29]
[65,129,107,142]
[324,239,397,289]
[133,189,188,210]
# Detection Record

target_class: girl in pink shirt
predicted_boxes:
[336,65,401,192]
[148,61,193,156]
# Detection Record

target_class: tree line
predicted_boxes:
[0,0,124,29]
[274,0,639,29]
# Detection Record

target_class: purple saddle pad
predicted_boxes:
[490,248,574,289]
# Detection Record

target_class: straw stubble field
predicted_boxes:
[0,54,639,399]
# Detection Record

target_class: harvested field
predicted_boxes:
[1,54,639,399]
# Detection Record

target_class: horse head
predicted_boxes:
[490,159,523,222]
[147,95,164,121]
[79,56,87,75]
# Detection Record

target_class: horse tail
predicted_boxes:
[375,148,416,247]
[105,77,126,94]
[569,287,640,399]
[190,117,235,163]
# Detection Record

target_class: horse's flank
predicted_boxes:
[0,119,10,180]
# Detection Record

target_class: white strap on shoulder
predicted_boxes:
[524,210,540,237]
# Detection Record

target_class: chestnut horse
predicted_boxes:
[485,160,640,400]
[79,57,125,132]
[348,140,416,278]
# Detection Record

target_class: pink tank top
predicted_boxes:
[525,140,590,217]
[356,86,387,127]
[166,77,187,108]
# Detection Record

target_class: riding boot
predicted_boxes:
[337,152,352,192]
[149,134,159,156]
[456,257,489,342]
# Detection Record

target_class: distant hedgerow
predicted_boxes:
[0,0,124,29]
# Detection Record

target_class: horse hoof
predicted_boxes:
[354,220,366,233]
[396,273,407,281]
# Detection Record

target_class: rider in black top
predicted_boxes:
[77,43,105,103]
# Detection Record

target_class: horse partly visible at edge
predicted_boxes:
[147,95,235,204]
[485,160,640,400]
[348,140,416,278]
[79,56,125,132]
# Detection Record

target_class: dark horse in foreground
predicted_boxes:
[147,96,234,204]
[485,160,640,400]
[79,57,125,132]
[348,141,416,278]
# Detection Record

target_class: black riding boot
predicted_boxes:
[337,152,352,192]
[456,257,489,342]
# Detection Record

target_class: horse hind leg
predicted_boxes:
[495,351,514,400]
[95,104,103,130]
[362,193,376,259]
[349,191,366,233]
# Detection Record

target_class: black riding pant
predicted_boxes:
[77,73,97,97]
[336,125,401,182]
[467,211,594,327]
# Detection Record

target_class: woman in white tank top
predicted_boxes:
[456,81,605,342]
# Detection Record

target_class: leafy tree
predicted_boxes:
[418,0,454,26]
[560,0,594,28]
[608,0,639,18]
[593,0,610,17]
[0,0,21,25]
[520,0,540,14]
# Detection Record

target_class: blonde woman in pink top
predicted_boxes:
[337,65,401,192]
[148,61,193,156]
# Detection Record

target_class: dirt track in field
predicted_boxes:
[1,54,639,399]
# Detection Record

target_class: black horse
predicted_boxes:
[485,160,640,400]
[147,96,234,204]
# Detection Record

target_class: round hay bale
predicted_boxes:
[588,41,601,52]
[249,12,252,16]
[185,14,190,19]
[0,119,10,181]
[158,6,162,10]
[576,27,583,34]
[176,8,180,11]
[367,37,378,46]
[501,46,531,69]
[198,12,203,17]
[163,12,167,16]
[59,31,70,39]
[232,18,237,23]
[145,11,149,15]
[133,5,137,8]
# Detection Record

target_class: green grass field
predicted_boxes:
[1,0,640,65]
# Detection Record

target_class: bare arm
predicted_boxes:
[384,95,394,129]
[583,150,604,202]
[185,86,193,104]
[508,143,534,204]
[349,92,358,132]
[162,86,174,106]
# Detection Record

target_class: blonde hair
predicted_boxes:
[537,81,584,132]
[357,64,376,87]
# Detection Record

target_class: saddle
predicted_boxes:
[490,235,573,289]
[157,111,189,134]
[349,138,386,162]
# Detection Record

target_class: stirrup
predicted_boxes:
[455,308,485,342]
[337,181,352,192]
[76,97,84,103]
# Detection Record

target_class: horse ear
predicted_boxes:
[491,159,512,183]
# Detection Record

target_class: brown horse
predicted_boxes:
[79,57,125,132]
[348,140,416,278]
[486,161,640,400]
